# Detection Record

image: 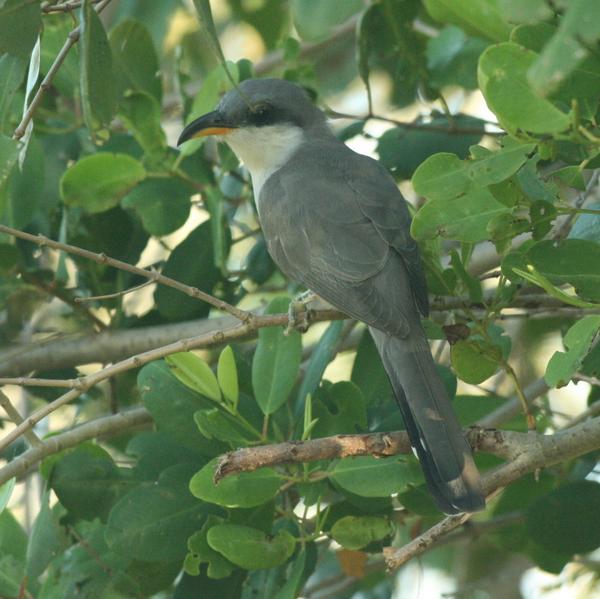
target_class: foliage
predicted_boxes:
[0,0,600,598]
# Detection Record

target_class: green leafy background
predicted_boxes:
[0,0,599,597]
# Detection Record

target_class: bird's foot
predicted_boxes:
[285,290,316,335]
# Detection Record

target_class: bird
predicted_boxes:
[178,78,485,514]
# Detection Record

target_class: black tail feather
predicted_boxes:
[370,328,485,514]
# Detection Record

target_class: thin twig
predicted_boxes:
[0,390,42,448]
[74,279,154,303]
[0,408,152,485]
[553,170,600,241]
[326,109,503,137]
[0,224,251,322]
[41,0,101,13]
[0,377,84,388]
[13,0,113,140]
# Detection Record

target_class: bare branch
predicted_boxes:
[0,377,84,388]
[0,390,42,448]
[215,432,413,482]
[384,416,600,569]
[0,294,588,377]
[74,279,154,303]
[0,224,251,322]
[0,309,341,453]
[41,0,101,13]
[0,408,152,486]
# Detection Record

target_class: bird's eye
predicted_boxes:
[250,102,274,125]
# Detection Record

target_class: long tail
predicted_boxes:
[370,327,485,514]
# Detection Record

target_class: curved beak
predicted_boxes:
[177,110,237,146]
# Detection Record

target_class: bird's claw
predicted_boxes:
[284,291,315,335]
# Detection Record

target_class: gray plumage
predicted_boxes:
[179,78,485,514]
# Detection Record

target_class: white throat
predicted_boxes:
[224,124,305,201]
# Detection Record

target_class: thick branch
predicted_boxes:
[0,310,340,453]
[0,294,585,377]
[0,408,152,485]
[211,417,600,569]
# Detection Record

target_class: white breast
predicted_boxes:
[224,124,305,213]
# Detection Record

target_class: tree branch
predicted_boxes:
[0,224,250,322]
[0,293,588,377]
[0,309,340,453]
[210,416,600,569]
[384,416,600,569]
[0,408,152,486]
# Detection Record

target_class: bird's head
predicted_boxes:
[177,79,329,174]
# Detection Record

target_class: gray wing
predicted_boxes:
[258,141,428,336]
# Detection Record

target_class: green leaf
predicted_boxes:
[412,184,510,242]
[497,0,553,24]
[478,43,571,134]
[450,338,502,384]
[49,444,127,521]
[296,321,344,405]
[185,516,234,579]
[569,202,600,241]
[330,515,392,550]
[155,221,222,320]
[117,92,167,161]
[109,19,162,101]
[466,141,536,186]
[105,464,215,562]
[545,316,600,387]
[292,0,363,41]
[377,116,485,180]
[527,0,600,97]
[0,479,14,514]
[0,511,26,596]
[252,296,302,415]
[139,360,220,454]
[26,491,65,579]
[513,265,600,309]
[194,409,253,445]
[274,548,308,599]
[0,55,25,132]
[207,524,295,570]
[552,166,586,191]
[412,152,471,201]
[60,153,146,213]
[80,0,117,132]
[0,135,18,189]
[190,0,238,90]
[311,381,367,438]
[424,0,511,42]
[526,481,600,555]
[121,177,191,237]
[0,0,41,60]
[217,346,239,408]
[6,135,44,228]
[351,329,393,409]
[330,455,420,498]
[165,352,221,402]
[427,26,489,90]
[40,15,79,97]
[190,457,282,508]
[526,239,600,302]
